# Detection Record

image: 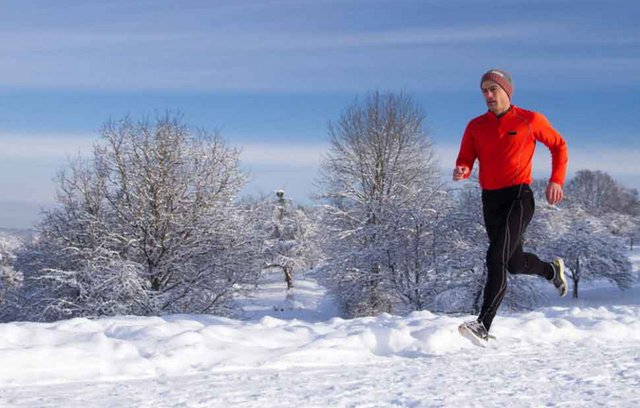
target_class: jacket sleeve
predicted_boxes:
[455,122,476,179]
[532,113,568,186]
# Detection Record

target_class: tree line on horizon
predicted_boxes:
[0,93,638,322]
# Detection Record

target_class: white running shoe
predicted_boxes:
[550,257,568,297]
[458,320,489,347]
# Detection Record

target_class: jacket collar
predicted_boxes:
[485,105,515,121]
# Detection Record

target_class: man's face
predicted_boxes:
[481,80,510,115]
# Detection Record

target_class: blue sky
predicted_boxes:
[1,0,639,228]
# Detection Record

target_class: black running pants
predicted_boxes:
[478,184,554,331]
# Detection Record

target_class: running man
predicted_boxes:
[453,69,569,346]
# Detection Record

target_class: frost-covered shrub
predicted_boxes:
[3,115,262,322]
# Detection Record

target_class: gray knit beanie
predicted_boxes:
[481,69,514,99]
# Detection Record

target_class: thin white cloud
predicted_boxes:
[240,140,640,195]
[0,23,562,54]
[0,134,328,166]
[239,143,327,167]
[566,146,640,175]
[3,133,636,179]
[1,20,637,93]
[0,134,95,158]
[0,0,637,93]
[510,57,640,74]
[184,24,555,51]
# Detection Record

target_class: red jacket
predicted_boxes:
[455,105,568,190]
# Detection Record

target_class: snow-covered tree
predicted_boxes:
[316,92,445,316]
[631,218,640,250]
[0,233,24,306]
[565,170,640,216]
[248,190,320,290]
[7,115,262,321]
[380,168,449,313]
[428,181,487,313]
[546,207,633,298]
[600,212,640,251]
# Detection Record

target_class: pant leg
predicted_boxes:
[478,185,545,331]
[506,191,554,279]
[508,244,554,279]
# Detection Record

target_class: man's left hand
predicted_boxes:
[546,182,563,205]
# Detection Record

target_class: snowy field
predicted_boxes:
[1,253,639,407]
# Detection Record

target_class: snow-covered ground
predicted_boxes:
[1,253,640,407]
[230,270,340,322]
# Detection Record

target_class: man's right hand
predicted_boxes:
[452,166,469,181]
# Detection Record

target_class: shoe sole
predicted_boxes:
[556,258,567,297]
[458,324,488,348]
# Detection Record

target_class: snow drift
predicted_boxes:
[1,303,639,388]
